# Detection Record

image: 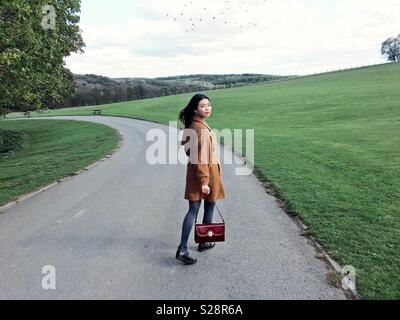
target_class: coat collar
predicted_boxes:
[192,115,211,131]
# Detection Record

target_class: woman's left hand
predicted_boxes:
[201,185,211,195]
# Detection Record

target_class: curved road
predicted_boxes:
[0,116,345,299]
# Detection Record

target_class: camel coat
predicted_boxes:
[181,115,226,202]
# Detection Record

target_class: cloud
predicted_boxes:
[65,0,400,77]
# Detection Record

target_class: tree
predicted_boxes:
[0,0,85,112]
[381,34,400,62]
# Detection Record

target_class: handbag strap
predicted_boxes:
[195,203,224,224]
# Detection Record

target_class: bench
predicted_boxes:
[93,109,102,115]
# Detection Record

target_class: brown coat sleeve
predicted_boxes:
[194,128,211,186]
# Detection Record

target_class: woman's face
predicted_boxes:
[195,99,212,119]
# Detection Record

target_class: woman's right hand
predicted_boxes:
[201,185,211,195]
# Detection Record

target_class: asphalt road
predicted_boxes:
[0,115,345,299]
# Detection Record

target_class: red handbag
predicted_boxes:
[194,204,225,243]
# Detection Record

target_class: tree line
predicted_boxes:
[66,73,289,108]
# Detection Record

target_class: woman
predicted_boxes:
[176,93,226,265]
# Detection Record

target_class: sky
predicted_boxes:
[64,0,400,78]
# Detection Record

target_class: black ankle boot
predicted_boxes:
[176,245,197,265]
[198,242,216,252]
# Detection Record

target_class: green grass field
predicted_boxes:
[3,62,400,299]
[0,120,121,207]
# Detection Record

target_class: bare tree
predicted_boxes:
[381,34,400,62]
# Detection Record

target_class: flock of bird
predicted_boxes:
[164,0,270,32]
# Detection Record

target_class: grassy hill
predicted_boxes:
[0,120,120,207]
[4,62,400,299]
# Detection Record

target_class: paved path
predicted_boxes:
[0,116,345,299]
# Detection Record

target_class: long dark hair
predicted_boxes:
[178,93,211,128]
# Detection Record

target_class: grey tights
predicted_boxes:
[179,200,215,249]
